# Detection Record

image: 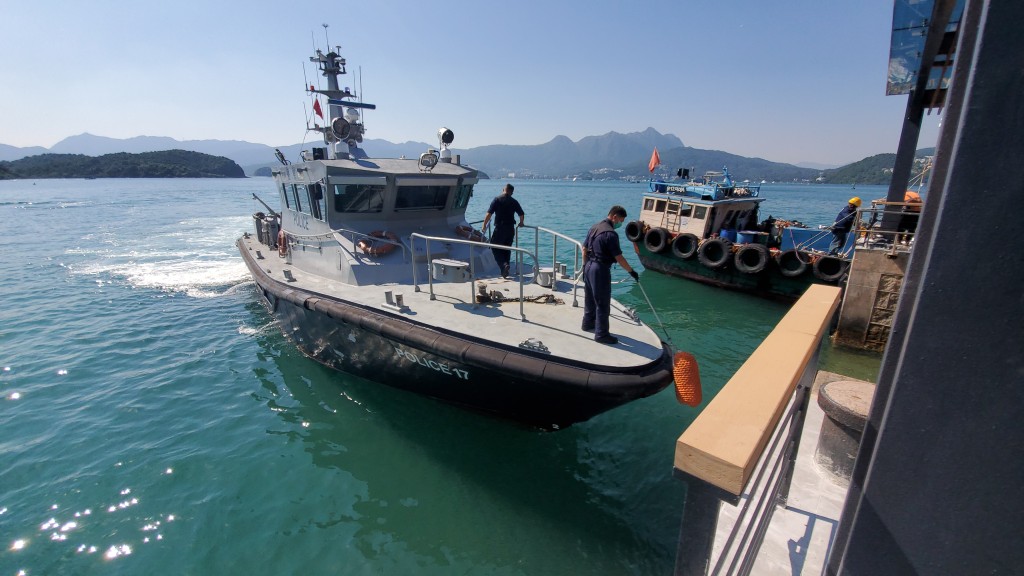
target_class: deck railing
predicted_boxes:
[409,226,583,321]
[672,284,841,576]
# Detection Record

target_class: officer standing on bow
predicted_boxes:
[581,205,639,345]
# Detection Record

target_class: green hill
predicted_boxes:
[818,150,931,185]
[0,150,245,179]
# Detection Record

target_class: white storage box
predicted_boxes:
[431,258,471,283]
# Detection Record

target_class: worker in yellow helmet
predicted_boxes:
[829,197,861,255]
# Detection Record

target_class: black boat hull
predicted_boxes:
[634,242,844,302]
[239,242,673,429]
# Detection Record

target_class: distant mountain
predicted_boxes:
[46,133,291,170]
[0,143,48,162]
[0,130,935,184]
[818,150,932,185]
[651,147,820,183]
[0,150,245,179]
[461,128,685,177]
[795,161,840,170]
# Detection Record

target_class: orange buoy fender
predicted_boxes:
[672,351,702,407]
[277,229,287,257]
[358,230,400,257]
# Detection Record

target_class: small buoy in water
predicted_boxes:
[672,351,702,407]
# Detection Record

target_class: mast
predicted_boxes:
[307,43,375,159]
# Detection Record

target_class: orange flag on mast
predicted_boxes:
[648,147,661,173]
[313,99,324,119]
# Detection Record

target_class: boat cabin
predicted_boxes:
[638,193,765,240]
[268,153,482,285]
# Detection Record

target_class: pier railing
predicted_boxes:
[672,284,841,576]
[856,201,921,251]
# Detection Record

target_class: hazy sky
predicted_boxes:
[0,0,941,166]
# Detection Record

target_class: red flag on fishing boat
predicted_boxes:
[313,99,324,119]
[648,147,660,173]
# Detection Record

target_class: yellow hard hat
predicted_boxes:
[849,197,862,207]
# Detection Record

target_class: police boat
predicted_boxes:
[238,41,675,429]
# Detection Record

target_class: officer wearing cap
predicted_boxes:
[829,197,861,255]
[581,205,639,345]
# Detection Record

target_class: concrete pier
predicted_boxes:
[834,247,911,350]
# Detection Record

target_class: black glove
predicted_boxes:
[629,270,639,281]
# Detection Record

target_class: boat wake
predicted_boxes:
[65,215,253,298]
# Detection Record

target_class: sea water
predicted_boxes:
[0,177,881,575]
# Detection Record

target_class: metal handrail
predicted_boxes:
[409,233,540,321]
[515,224,585,296]
[710,382,813,576]
[857,204,920,249]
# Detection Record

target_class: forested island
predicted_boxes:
[0,150,245,179]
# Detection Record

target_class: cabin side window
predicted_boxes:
[395,185,448,211]
[332,184,385,213]
[693,206,708,220]
[291,184,309,215]
[307,183,326,221]
[453,184,473,210]
[653,199,667,213]
[643,198,655,211]
[280,183,292,210]
[678,203,693,217]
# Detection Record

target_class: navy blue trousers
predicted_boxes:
[582,260,612,338]
[490,226,515,271]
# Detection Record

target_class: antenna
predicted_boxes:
[359,66,365,128]
[322,23,330,49]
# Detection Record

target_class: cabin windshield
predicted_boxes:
[332,183,385,213]
[280,183,292,210]
[453,184,474,210]
[308,183,326,221]
[395,185,448,211]
[291,184,308,215]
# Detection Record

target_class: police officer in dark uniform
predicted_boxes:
[481,183,525,278]
[582,205,639,345]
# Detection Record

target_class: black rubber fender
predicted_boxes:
[734,243,770,274]
[644,227,670,253]
[670,233,700,260]
[812,255,849,282]
[775,250,808,278]
[624,220,644,242]
[697,238,732,269]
